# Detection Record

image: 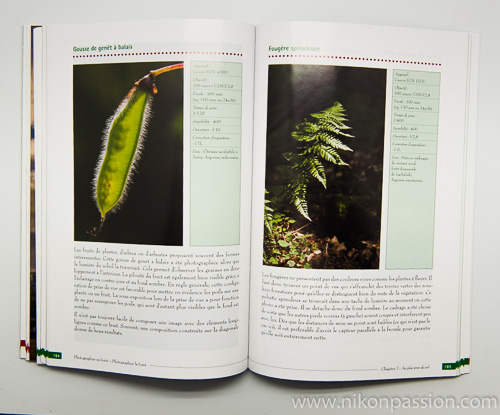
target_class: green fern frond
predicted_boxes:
[277,101,354,220]
[311,102,347,120]
[303,157,326,187]
[264,190,274,235]
[316,122,354,138]
[292,194,310,221]
[315,132,353,151]
[306,143,349,166]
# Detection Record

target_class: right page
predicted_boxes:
[249,21,478,381]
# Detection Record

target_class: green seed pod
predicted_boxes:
[94,82,152,219]
[89,63,183,235]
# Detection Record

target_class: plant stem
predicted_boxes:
[150,63,184,77]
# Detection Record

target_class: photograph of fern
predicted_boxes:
[73,62,184,246]
[263,64,387,269]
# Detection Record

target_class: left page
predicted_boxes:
[33,19,254,379]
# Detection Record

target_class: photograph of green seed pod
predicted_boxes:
[73,61,184,246]
[263,64,387,269]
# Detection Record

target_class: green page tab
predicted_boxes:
[37,348,62,359]
[442,358,470,370]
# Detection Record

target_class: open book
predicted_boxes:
[21,19,478,381]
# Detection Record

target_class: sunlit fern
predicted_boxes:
[279,102,353,220]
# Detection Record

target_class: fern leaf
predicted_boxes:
[293,195,311,221]
[307,144,349,166]
[316,132,353,151]
[275,101,353,220]
[303,157,327,187]
[263,192,274,235]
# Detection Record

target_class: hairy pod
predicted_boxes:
[88,63,183,235]
[94,81,153,219]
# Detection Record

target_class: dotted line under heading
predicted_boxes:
[73,51,243,59]
[268,54,441,66]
